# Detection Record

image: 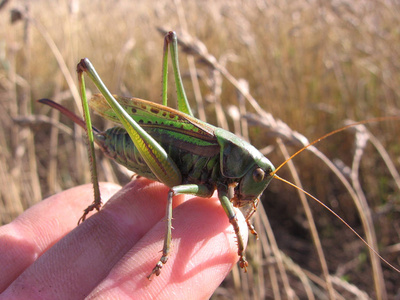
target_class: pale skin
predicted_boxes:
[0,177,248,299]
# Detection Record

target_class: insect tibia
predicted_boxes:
[274,174,400,274]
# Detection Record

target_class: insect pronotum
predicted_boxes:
[39,31,399,282]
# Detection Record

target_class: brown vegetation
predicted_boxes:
[0,0,399,298]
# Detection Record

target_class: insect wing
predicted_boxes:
[90,94,220,157]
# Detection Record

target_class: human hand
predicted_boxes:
[0,177,248,299]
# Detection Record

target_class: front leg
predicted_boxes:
[218,190,248,271]
[244,198,259,239]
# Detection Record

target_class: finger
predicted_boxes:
[0,182,120,293]
[88,196,248,300]
[1,177,185,299]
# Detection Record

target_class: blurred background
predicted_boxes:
[0,0,399,298]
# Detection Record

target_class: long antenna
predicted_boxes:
[273,174,400,273]
[271,116,399,176]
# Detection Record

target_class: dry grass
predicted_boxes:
[1,0,400,298]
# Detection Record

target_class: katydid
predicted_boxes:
[40,31,275,279]
[39,31,399,280]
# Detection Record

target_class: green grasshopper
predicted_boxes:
[40,31,399,280]
[39,31,275,279]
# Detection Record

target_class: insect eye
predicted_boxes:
[253,168,265,182]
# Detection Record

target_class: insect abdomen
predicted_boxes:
[96,126,158,180]
[96,126,222,187]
